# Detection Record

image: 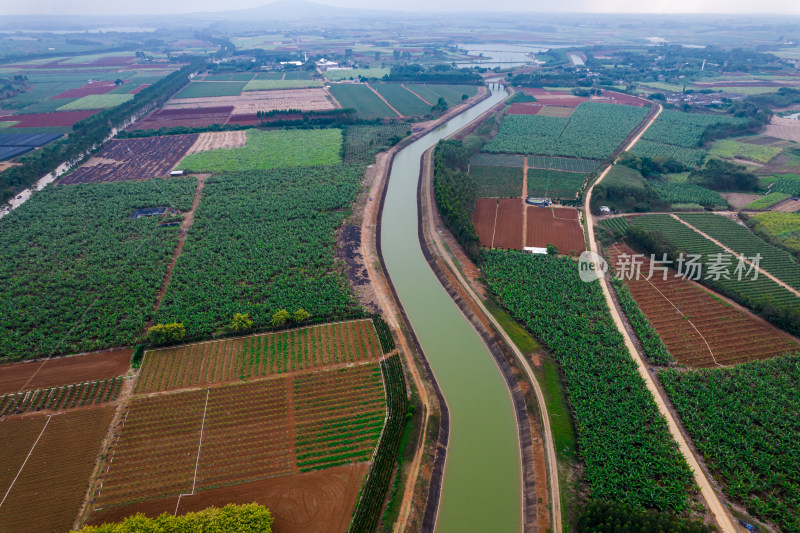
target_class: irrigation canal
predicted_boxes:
[380,83,523,532]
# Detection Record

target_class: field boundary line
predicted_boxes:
[611,244,720,367]
[0,415,51,508]
[670,214,800,298]
[175,386,210,516]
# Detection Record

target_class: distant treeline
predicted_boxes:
[388,64,483,85]
[0,58,205,203]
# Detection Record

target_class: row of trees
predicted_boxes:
[432,140,481,259]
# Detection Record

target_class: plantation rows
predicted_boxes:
[373,83,431,116]
[609,277,673,365]
[97,379,295,508]
[641,110,749,148]
[0,378,123,416]
[294,364,385,471]
[136,320,383,393]
[481,250,696,512]
[630,215,799,310]
[0,178,197,361]
[470,152,525,168]
[678,213,800,293]
[469,164,523,198]
[155,166,364,336]
[485,103,649,160]
[599,216,631,236]
[526,168,588,199]
[649,182,727,207]
[527,154,601,173]
[630,139,707,168]
[372,315,396,353]
[348,354,408,533]
[660,354,800,532]
[343,124,409,164]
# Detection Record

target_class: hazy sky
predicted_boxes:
[2,0,799,16]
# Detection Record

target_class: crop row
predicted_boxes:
[677,213,800,293]
[294,364,385,471]
[526,168,588,200]
[630,139,707,167]
[649,182,726,207]
[629,215,799,311]
[0,378,123,417]
[0,178,197,361]
[155,165,364,336]
[348,354,408,533]
[641,110,750,148]
[137,320,382,393]
[484,103,649,160]
[660,354,800,532]
[469,164,523,198]
[343,124,409,164]
[481,250,696,512]
[372,315,396,353]
[609,277,674,365]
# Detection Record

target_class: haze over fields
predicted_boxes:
[4,0,800,15]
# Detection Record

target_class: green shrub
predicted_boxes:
[146,323,186,345]
[71,503,273,532]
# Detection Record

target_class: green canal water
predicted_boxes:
[380,84,522,532]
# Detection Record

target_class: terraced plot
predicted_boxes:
[609,244,799,367]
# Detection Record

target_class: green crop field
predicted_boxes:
[243,79,322,91]
[660,354,800,532]
[283,71,313,80]
[630,139,708,167]
[629,215,799,314]
[641,110,749,148]
[470,153,525,168]
[371,83,431,116]
[204,72,256,81]
[328,84,398,119]
[469,165,523,198]
[649,182,727,207]
[178,129,342,173]
[750,212,800,253]
[527,154,601,172]
[174,82,246,98]
[771,175,800,196]
[678,212,800,293]
[744,192,791,210]
[155,165,363,335]
[604,165,645,190]
[57,93,133,111]
[485,102,649,159]
[710,139,782,164]
[526,169,587,199]
[325,68,389,81]
[0,178,196,361]
[405,84,479,107]
[343,124,410,164]
[482,250,696,512]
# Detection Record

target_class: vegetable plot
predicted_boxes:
[481,250,696,512]
[0,378,123,416]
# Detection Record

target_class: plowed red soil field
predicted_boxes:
[507,103,543,115]
[526,206,586,255]
[53,81,119,99]
[493,198,524,250]
[609,244,799,367]
[0,407,115,533]
[474,198,499,247]
[60,134,198,184]
[520,88,588,107]
[3,110,99,128]
[0,348,131,394]
[88,464,367,533]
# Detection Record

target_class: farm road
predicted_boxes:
[585,104,737,533]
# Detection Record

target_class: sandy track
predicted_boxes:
[585,104,736,533]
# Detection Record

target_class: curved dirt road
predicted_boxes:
[584,104,736,533]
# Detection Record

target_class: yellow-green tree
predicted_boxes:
[293,308,311,322]
[270,309,291,327]
[146,322,186,345]
[230,312,254,331]
[71,503,273,532]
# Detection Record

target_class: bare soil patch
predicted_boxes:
[164,88,335,114]
[493,198,524,250]
[526,206,586,255]
[88,464,367,533]
[473,198,499,247]
[0,349,131,395]
[720,192,763,209]
[765,117,800,143]
[772,198,800,212]
[185,130,247,155]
